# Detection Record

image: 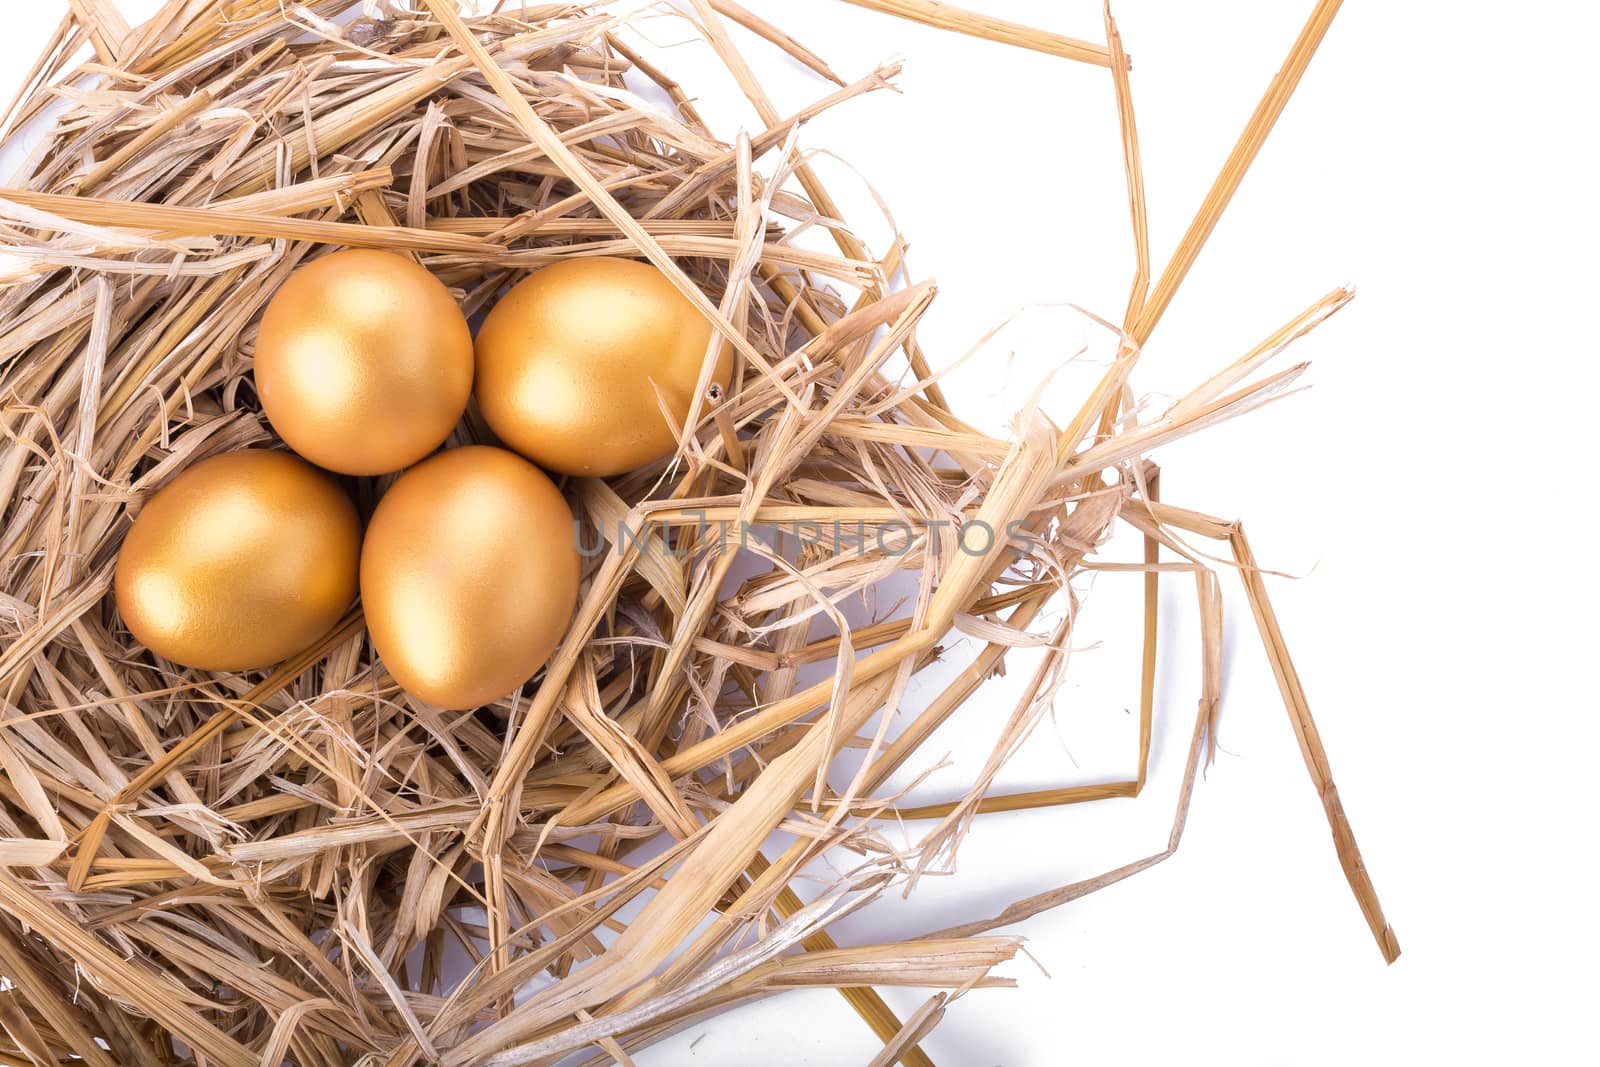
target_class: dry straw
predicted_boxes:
[0,1,1395,1064]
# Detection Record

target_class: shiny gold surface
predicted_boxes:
[474,256,728,477]
[113,450,361,672]
[360,445,580,709]
[254,249,473,475]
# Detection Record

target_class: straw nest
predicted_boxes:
[0,2,1395,1065]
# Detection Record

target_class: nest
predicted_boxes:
[0,2,1395,1065]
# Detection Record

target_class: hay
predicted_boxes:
[0,1,1395,1064]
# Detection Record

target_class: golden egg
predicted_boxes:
[474,256,729,477]
[114,450,360,672]
[360,446,580,709]
[254,248,473,475]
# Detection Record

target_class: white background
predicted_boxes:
[5,2,1598,1065]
